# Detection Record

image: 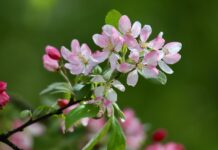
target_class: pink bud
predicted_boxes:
[0,81,7,93]
[45,45,61,60]
[58,99,69,108]
[0,91,10,108]
[152,128,167,142]
[42,54,59,72]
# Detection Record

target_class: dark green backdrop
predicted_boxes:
[0,0,218,149]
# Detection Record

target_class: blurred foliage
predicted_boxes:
[0,0,218,149]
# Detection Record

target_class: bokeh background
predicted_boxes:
[0,0,218,149]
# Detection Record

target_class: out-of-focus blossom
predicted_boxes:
[6,120,45,150]
[0,81,10,109]
[152,128,167,142]
[61,39,99,75]
[93,25,124,70]
[158,42,182,74]
[45,45,61,60]
[145,142,185,150]
[121,108,145,150]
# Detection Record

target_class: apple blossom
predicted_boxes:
[45,45,61,60]
[152,129,168,142]
[0,81,10,109]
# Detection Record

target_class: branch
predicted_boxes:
[0,99,82,150]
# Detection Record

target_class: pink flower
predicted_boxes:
[121,108,145,150]
[61,39,98,75]
[152,129,167,142]
[145,142,185,150]
[0,81,7,93]
[158,42,182,74]
[45,45,61,60]
[9,120,45,150]
[0,81,9,109]
[122,50,160,87]
[119,15,141,50]
[93,25,124,69]
[42,54,59,72]
[148,32,165,50]
[87,118,106,133]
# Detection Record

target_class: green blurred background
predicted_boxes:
[0,0,218,149]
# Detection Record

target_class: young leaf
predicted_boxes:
[113,103,126,122]
[65,104,99,129]
[73,84,92,100]
[108,117,126,150]
[20,110,32,119]
[32,105,55,119]
[82,118,112,150]
[105,9,122,29]
[40,82,72,95]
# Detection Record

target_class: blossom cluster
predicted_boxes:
[42,14,182,117]
[0,81,10,108]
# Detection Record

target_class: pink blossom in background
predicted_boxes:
[1,120,45,150]
[145,142,185,150]
[0,81,10,109]
[121,108,145,150]
[152,129,168,142]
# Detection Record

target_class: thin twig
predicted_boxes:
[0,99,82,150]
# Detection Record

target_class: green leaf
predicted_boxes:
[40,82,72,95]
[73,84,92,100]
[65,104,99,129]
[154,71,167,85]
[108,117,126,150]
[20,110,32,119]
[32,105,55,119]
[113,103,125,122]
[82,118,112,150]
[105,9,122,29]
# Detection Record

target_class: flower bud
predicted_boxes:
[45,45,61,60]
[0,81,7,93]
[42,54,59,72]
[0,91,10,108]
[152,128,167,142]
[58,99,69,108]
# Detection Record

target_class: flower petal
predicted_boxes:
[92,50,110,63]
[119,15,131,34]
[163,42,182,54]
[112,80,125,92]
[61,46,71,61]
[91,75,106,83]
[142,66,159,78]
[131,21,141,38]
[106,88,117,102]
[129,50,140,63]
[65,62,84,75]
[143,50,159,66]
[111,35,124,52]
[92,34,109,48]
[163,53,181,64]
[102,25,119,37]
[117,62,135,73]
[42,54,59,72]
[124,35,140,51]
[94,86,105,97]
[109,53,119,70]
[80,44,92,59]
[127,70,138,87]
[148,32,165,50]
[158,60,173,74]
[71,39,80,52]
[140,25,152,42]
